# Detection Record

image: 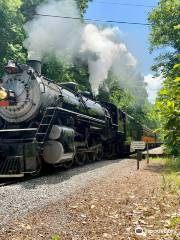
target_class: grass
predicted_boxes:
[151,156,180,190]
[52,235,61,240]
[150,156,180,234]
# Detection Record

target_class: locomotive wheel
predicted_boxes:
[63,159,74,169]
[30,157,42,176]
[87,144,103,163]
[75,152,87,166]
[96,146,103,161]
[87,151,97,163]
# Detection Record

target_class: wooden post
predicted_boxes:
[146,143,149,164]
[137,150,140,170]
[131,141,145,171]
[137,150,142,161]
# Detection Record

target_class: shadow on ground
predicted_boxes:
[19,157,132,189]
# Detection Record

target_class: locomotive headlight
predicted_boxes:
[0,88,7,100]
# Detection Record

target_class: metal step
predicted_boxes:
[0,156,24,178]
[34,106,58,144]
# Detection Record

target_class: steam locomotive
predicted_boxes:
[0,60,157,177]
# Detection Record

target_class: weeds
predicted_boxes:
[52,234,61,240]
[152,157,180,191]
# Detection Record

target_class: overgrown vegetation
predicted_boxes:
[152,157,180,190]
[148,0,180,156]
[51,234,61,240]
[0,0,90,76]
[98,76,160,129]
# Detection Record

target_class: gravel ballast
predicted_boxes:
[0,158,137,229]
[0,152,179,240]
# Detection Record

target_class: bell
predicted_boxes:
[4,60,20,74]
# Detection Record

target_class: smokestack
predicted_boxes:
[28,60,41,74]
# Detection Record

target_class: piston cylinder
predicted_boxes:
[43,126,75,164]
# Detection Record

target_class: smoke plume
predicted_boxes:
[144,74,163,103]
[24,0,142,96]
[24,0,83,61]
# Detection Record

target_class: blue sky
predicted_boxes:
[85,0,160,75]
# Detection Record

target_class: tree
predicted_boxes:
[0,0,91,79]
[156,63,180,156]
[42,54,90,90]
[149,0,180,52]
[20,0,91,87]
[97,73,159,129]
[20,0,45,21]
[148,0,180,76]
[148,0,180,156]
[0,0,26,76]
[21,0,91,20]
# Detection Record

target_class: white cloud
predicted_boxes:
[144,74,164,103]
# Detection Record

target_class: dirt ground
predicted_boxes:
[0,158,179,240]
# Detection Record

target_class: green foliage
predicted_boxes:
[97,75,160,129]
[20,0,91,87]
[21,0,91,20]
[76,0,92,16]
[148,0,180,52]
[52,234,61,240]
[110,90,160,129]
[152,157,180,190]
[0,0,90,78]
[156,62,180,156]
[20,0,45,21]
[0,0,159,133]
[109,87,134,113]
[0,0,26,76]
[149,0,180,156]
[42,54,90,90]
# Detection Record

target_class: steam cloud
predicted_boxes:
[144,74,163,103]
[24,0,142,96]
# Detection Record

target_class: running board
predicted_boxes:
[77,144,102,153]
[0,174,24,178]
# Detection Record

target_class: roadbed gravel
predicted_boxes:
[0,158,137,229]
[0,155,179,240]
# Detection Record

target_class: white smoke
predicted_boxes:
[24,0,140,95]
[144,74,163,103]
[80,24,137,95]
[24,0,83,61]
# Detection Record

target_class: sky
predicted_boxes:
[85,0,162,102]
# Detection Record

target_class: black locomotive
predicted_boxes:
[0,60,158,177]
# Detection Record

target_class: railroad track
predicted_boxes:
[0,164,65,187]
[0,147,163,187]
[0,172,45,187]
[0,179,20,187]
[0,177,34,187]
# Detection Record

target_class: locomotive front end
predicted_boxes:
[0,86,16,107]
[0,59,112,177]
[0,60,55,177]
[0,60,44,123]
